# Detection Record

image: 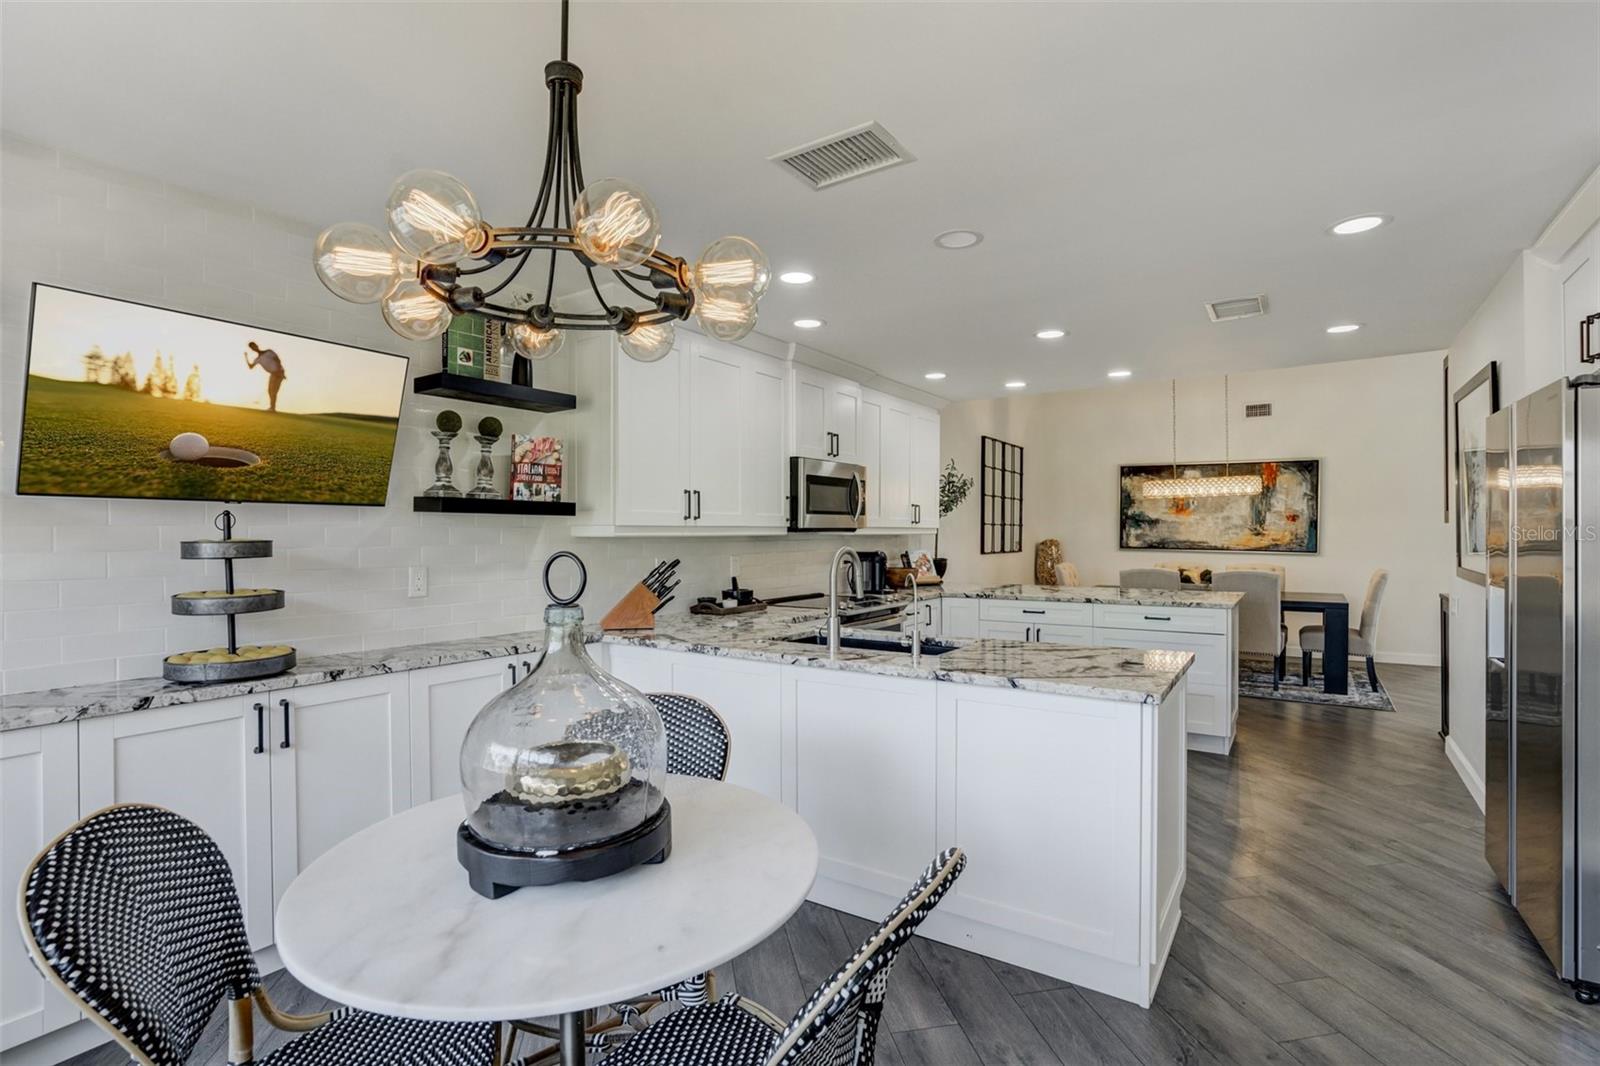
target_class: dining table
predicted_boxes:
[274,775,819,1066]
[1281,590,1351,695]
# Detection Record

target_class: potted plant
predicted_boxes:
[934,459,973,578]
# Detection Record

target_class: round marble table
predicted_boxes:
[275,775,818,1064]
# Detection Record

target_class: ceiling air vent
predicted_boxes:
[770,121,915,190]
[1244,403,1273,419]
[1205,294,1268,323]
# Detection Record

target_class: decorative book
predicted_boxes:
[511,435,563,501]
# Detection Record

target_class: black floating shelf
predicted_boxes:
[413,496,577,517]
[413,372,577,413]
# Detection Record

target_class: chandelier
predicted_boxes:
[1142,376,1264,499]
[311,0,769,365]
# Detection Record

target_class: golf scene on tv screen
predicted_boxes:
[17,285,409,506]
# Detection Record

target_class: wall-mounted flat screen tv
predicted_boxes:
[16,285,409,506]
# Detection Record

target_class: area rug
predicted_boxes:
[1238,656,1394,711]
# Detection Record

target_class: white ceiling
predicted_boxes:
[3,1,1596,401]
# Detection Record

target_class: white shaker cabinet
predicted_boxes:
[78,699,276,949]
[409,655,525,803]
[792,364,861,462]
[588,333,787,535]
[1,724,79,1052]
[858,388,941,531]
[909,407,941,530]
[267,676,411,907]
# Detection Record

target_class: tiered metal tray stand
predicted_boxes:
[163,510,295,683]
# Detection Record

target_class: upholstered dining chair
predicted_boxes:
[1301,569,1389,691]
[1119,567,1181,590]
[1224,562,1287,584]
[1212,569,1288,691]
[18,804,495,1066]
[592,848,966,1066]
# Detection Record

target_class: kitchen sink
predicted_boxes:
[783,634,959,656]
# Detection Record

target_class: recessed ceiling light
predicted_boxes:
[934,229,984,250]
[1326,323,1361,334]
[1035,328,1066,340]
[793,318,824,329]
[778,271,814,285]
[1004,380,1027,389]
[1328,215,1389,236]
[1107,369,1133,379]
[924,372,947,381]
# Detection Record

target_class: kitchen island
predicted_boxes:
[2,611,1189,1030]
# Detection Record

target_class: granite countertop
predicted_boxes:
[940,584,1244,609]
[1,607,1193,732]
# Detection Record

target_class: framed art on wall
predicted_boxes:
[1119,459,1320,553]
[1453,361,1500,582]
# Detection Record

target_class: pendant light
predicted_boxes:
[1142,376,1264,499]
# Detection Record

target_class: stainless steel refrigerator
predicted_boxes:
[1485,372,1599,1004]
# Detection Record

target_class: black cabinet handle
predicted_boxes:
[1022,608,1046,615]
[507,663,517,684]
[683,489,692,521]
[279,699,291,749]
[253,702,266,754]
[520,659,532,679]
[1144,615,1172,622]
[693,490,701,520]
[1583,312,1600,364]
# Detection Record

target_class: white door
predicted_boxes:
[790,669,938,896]
[269,676,411,906]
[1,724,79,1051]
[792,364,832,459]
[668,654,783,801]
[409,656,522,802]
[688,337,746,526]
[829,379,862,462]
[79,699,274,948]
[615,339,691,526]
[878,401,913,526]
[740,351,789,527]
[857,393,884,525]
[910,408,941,529]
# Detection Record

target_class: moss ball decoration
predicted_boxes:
[478,416,504,440]
[436,409,463,434]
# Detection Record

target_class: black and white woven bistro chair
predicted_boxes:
[18,803,496,1066]
[509,692,733,1060]
[595,846,966,1066]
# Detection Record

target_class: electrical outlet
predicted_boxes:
[408,566,428,598]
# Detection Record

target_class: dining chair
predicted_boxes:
[592,847,966,1066]
[17,803,495,1066]
[1225,562,1287,584]
[1301,569,1389,691]
[1119,567,1181,589]
[1212,569,1288,691]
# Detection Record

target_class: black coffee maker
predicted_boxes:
[856,551,890,595]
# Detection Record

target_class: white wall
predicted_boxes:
[0,134,920,694]
[1444,200,1600,810]
[939,351,1455,664]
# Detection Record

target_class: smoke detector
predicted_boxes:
[771,121,915,190]
[1206,295,1269,323]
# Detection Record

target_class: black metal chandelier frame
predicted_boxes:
[419,0,694,335]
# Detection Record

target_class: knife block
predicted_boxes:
[601,583,660,631]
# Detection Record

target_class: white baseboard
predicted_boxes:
[1445,735,1487,813]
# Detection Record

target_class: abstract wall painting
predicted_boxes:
[1119,459,1320,553]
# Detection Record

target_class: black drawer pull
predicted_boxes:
[1022,609,1046,615]
[279,699,291,749]
[1144,615,1172,622]
[253,703,266,754]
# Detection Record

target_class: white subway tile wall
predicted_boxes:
[0,135,922,693]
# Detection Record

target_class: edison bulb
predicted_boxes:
[695,292,758,342]
[387,169,482,265]
[620,320,675,363]
[313,223,413,304]
[511,322,564,361]
[573,178,660,269]
[693,236,770,301]
[382,280,453,340]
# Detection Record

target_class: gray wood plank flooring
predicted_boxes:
[62,664,1599,1065]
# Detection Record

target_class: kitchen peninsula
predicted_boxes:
[2,610,1190,1011]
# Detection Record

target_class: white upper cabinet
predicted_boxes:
[792,364,861,462]
[585,331,787,535]
[857,387,940,531]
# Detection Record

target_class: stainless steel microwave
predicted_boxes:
[789,457,866,531]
